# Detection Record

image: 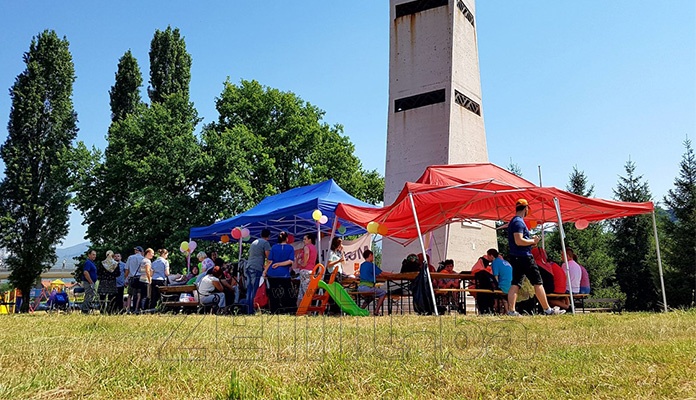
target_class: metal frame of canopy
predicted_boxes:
[338,182,668,314]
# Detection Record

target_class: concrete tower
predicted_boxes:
[383,0,496,270]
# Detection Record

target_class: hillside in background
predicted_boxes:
[53,241,90,270]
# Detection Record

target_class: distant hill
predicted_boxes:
[54,241,91,270]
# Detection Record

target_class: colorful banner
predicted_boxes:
[291,233,372,275]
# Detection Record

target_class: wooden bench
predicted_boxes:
[583,298,622,313]
[158,285,200,312]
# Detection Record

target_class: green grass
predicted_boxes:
[0,311,695,399]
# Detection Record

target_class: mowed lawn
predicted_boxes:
[0,310,694,400]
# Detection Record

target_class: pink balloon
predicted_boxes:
[574,219,589,230]
[231,227,242,240]
[319,215,328,225]
[188,241,197,252]
[241,227,250,238]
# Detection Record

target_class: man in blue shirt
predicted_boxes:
[506,199,564,316]
[114,253,126,312]
[81,250,98,314]
[358,249,392,316]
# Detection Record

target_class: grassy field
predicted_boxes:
[0,310,694,400]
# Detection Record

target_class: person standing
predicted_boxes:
[150,249,170,309]
[137,248,155,311]
[97,250,120,313]
[506,199,565,316]
[114,253,126,312]
[81,250,98,314]
[244,228,271,314]
[124,246,144,312]
[296,233,318,306]
[264,231,295,314]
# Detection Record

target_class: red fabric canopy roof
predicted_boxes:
[416,163,537,188]
[336,166,654,243]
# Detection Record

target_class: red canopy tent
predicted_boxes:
[336,163,667,313]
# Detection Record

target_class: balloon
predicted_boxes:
[221,235,229,243]
[526,220,538,229]
[338,226,346,234]
[367,221,379,234]
[180,241,189,251]
[180,245,187,253]
[319,215,328,225]
[231,227,242,240]
[312,209,322,221]
[241,227,250,238]
[287,234,295,244]
[377,224,388,236]
[575,219,589,230]
[188,240,197,252]
[243,235,251,242]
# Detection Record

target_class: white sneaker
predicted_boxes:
[545,307,566,315]
[507,310,521,317]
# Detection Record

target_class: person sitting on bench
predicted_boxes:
[358,249,392,316]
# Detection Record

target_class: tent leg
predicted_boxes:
[408,193,438,316]
[651,211,668,312]
[553,197,575,315]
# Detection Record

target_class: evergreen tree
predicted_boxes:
[0,30,78,311]
[663,138,696,307]
[109,50,143,122]
[545,167,619,298]
[148,26,191,104]
[611,160,659,310]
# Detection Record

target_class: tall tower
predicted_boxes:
[383,0,496,270]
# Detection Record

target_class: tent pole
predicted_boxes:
[553,197,575,314]
[444,223,450,261]
[651,211,668,312]
[316,221,322,266]
[408,193,439,316]
[538,165,546,250]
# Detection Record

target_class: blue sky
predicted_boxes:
[1,1,694,247]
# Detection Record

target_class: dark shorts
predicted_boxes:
[509,254,543,287]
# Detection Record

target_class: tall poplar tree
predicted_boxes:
[611,160,659,310]
[0,31,77,311]
[663,138,696,307]
[109,50,143,122]
[148,26,191,104]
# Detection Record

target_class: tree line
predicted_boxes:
[1,28,694,312]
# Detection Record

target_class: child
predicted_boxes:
[358,249,391,316]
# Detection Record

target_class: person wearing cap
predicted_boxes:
[124,246,145,312]
[506,199,565,316]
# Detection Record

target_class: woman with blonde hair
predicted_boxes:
[150,249,170,309]
[136,248,155,311]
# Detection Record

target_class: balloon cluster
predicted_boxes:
[366,221,388,236]
[180,240,197,253]
[312,209,329,225]
[230,227,251,241]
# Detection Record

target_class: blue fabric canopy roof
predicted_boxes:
[189,179,375,241]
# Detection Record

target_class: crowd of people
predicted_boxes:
[76,198,588,317]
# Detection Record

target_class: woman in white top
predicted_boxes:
[326,237,345,281]
[562,248,582,294]
[198,265,226,309]
[150,249,170,309]
[136,248,154,311]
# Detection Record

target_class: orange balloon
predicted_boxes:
[221,235,230,243]
[526,220,538,229]
[377,224,388,236]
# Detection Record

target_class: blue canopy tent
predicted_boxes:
[189,179,375,241]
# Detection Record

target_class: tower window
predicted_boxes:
[456,0,475,27]
[454,90,481,116]
[395,0,448,19]
[394,89,446,112]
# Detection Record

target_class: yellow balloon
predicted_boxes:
[180,241,189,251]
[367,221,379,234]
[312,209,322,221]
